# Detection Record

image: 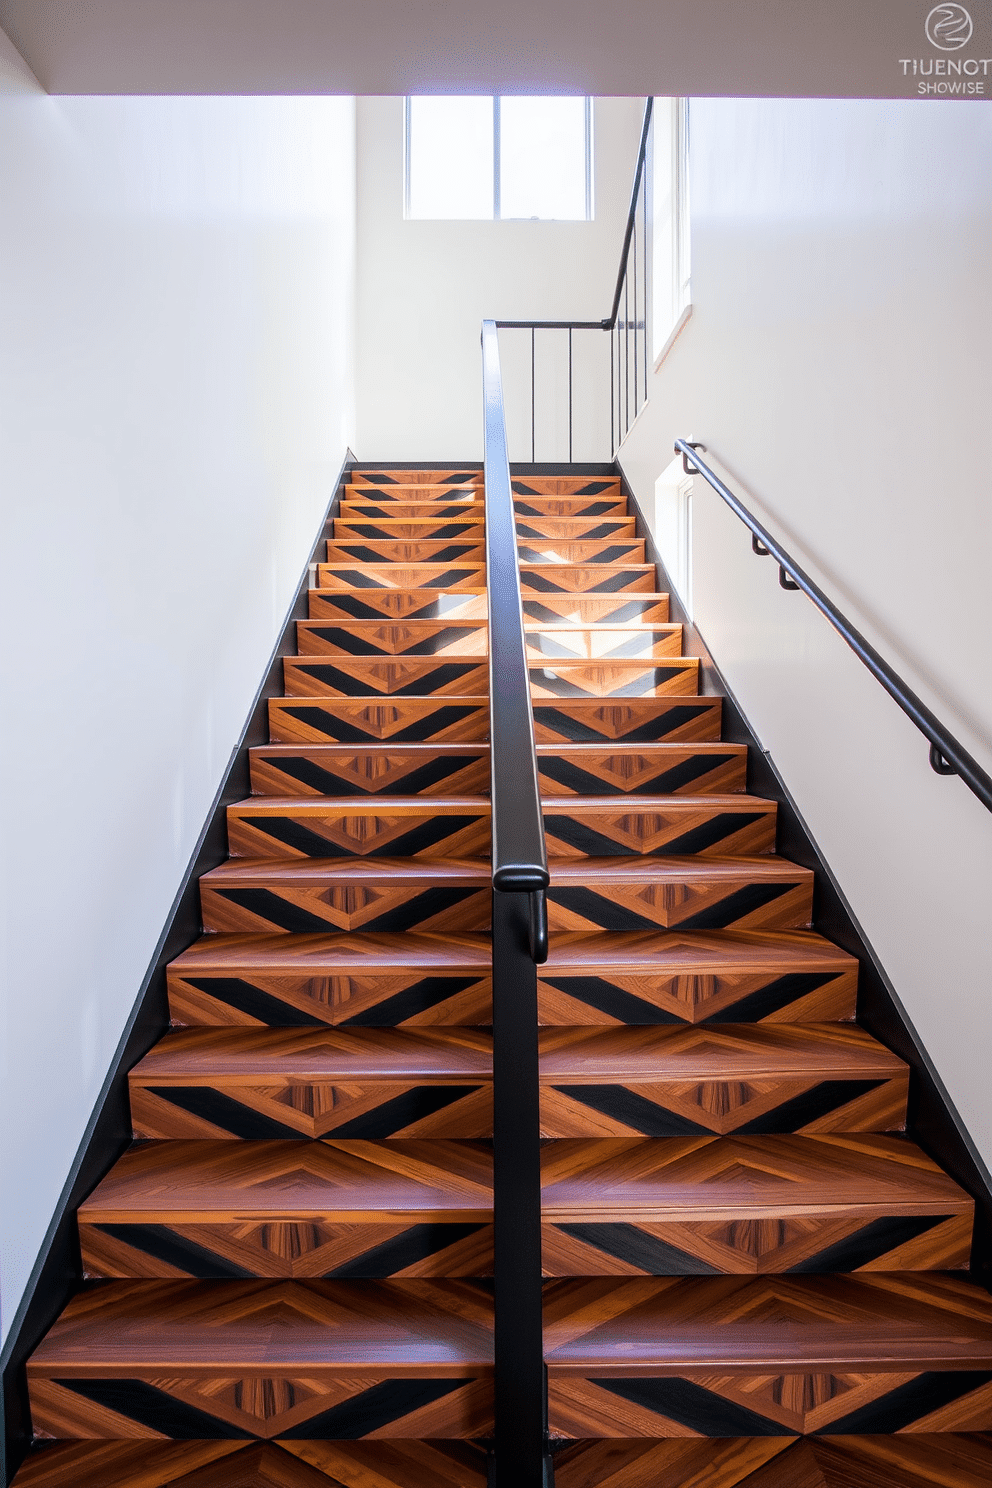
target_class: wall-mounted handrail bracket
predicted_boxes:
[681,440,706,477]
[674,438,992,816]
[930,743,958,777]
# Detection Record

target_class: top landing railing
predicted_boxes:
[497,95,653,460]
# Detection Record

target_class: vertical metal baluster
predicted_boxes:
[642,169,649,401]
[568,326,573,463]
[624,272,630,438]
[632,205,639,416]
[531,326,536,464]
[610,325,614,456]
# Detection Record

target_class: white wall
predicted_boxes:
[0,34,356,1337]
[620,98,992,1168]
[354,95,643,462]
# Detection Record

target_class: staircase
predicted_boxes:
[12,465,992,1488]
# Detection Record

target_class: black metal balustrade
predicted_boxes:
[482,320,552,1488]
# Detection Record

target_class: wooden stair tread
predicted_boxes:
[28,1279,494,1374]
[550,1436,992,1488]
[538,1135,971,1220]
[537,1024,904,1080]
[542,928,854,973]
[10,1440,491,1487]
[202,855,804,888]
[542,1274,992,1372]
[171,931,492,974]
[79,1141,493,1221]
[202,857,491,888]
[132,1028,493,1081]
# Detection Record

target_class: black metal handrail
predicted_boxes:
[482,319,551,1488]
[676,439,992,815]
[483,321,551,912]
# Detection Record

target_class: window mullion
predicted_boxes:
[493,96,501,220]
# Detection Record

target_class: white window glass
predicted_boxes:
[499,97,590,220]
[406,97,494,220]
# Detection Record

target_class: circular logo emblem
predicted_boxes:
[925,3,973,49]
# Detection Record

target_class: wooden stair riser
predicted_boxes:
[296,621,489,659]
[308,590,491,622]
[333,520,487,541]
[129,1080,494,1141]
[248,745,490,800]
[268,698,489,746]
[532,698,723,745]
[546,864,812,933]
[225,802,490,861]
[305,591,671,625]
[529,659,699,699]
[316,566,485,592]
[247,743,745,800]
[542,798,777,860]
[28,1373,492,1443]
[8,1439,495,1488]
[282,657,490,699]
[526,627,684,661]
[547,1436,992,1488]
[322,542,648,568]
[266,697,728,748]
[536,932,859,1025]
[325,541,487,566]
[200,877,491,936]
[540,1073,907,1138]
[516,540,647,566]
[283,656,699,700]
[168,936,493,1028]
[294,622,685,661]
[515,518,638,540]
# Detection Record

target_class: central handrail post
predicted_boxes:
[482,320,551,1488]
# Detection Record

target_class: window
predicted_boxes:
[651,97,691,362]
[405,97,593,221]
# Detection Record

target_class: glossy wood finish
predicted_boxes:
[537,1025,907,1136]
[129,1028,493,1140]
[25,462,987,1481]
[28,1280,494,1439]
[79,1141,494,1279]
[11,1439,492,1488]
[551,1435,992,1488]
[538,1134,972,1275]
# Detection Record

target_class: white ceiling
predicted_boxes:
[1,0,981,98]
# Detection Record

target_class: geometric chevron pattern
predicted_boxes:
[128,1028,493,1140]
[28,1280,495,1440]
[78,1139,495,1279]
[543,1274,992,1437]
[537,1026,908,1135]
[538,1134,972,1275]
[10,1440,494,1488]
[549,1436,992,1487]
[26,458,987,1487]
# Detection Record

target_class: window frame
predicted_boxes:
[404,95,594,222]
